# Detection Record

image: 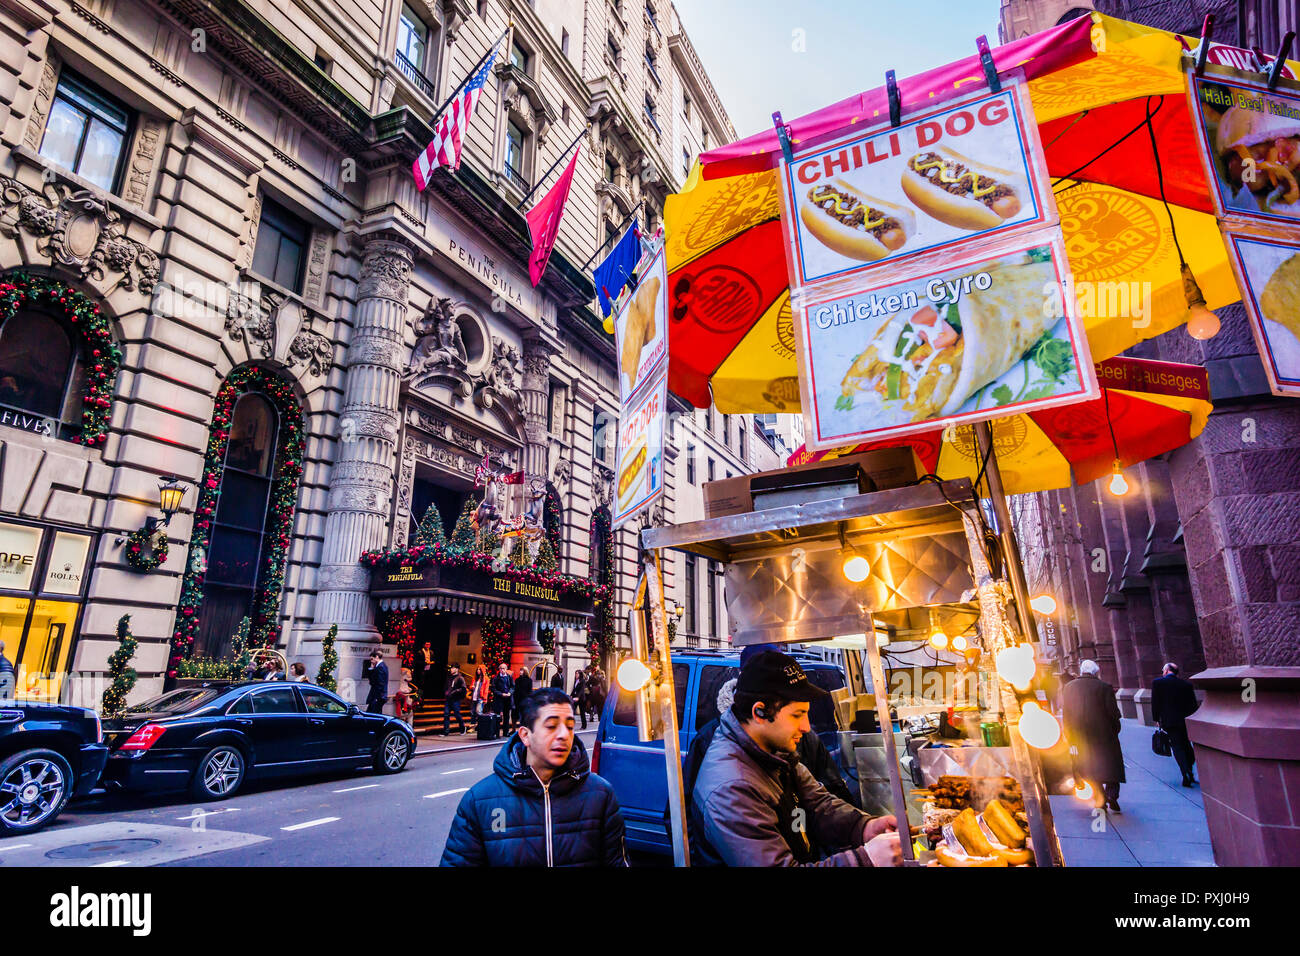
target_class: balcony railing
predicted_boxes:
[396,52,435,100]
[505,162,530,194]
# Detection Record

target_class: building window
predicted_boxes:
[607,33,622,69]
[723,413,730,447]
[706,560,717,638]
[252,199,310,293]
[0,308,84,432]
[644,92,659,132]
[683,92,692,120]
[561,28,570,56]
[739,422,746,462]
[593,411,610,465]
[38,72,132,193]
[505,120,528,191]
[314,51,333,75]
[682,147,690,176]
[397,4,429,68]
[645,44,659,83]
[705,406,713,432]
[510,40,532,75]
[686,442,695,484]
[683,553,696,636]
[707,458,714,483]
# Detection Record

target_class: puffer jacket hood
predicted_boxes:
[493,732,591,796]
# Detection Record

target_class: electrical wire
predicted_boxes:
[1050,96,1165,189]
[1103,386,1121,464]
[1144,94,1187,268]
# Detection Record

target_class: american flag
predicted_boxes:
[412,45,499,191]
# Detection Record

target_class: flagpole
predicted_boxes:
[580,199,646,272]
[429,24,511,129]
[517,124,591,209]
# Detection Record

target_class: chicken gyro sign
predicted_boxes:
[777,78,1095,450]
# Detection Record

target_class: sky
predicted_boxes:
[674,0,1005,139]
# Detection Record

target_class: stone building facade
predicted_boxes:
[1015,0,1300,866]
[0,0,754,710]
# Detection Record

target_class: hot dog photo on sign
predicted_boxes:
[782,82,1053,286]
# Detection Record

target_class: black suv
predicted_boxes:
[0,700,109,835]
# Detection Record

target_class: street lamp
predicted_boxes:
[143,475,188,536]
[1029,593,1057,615]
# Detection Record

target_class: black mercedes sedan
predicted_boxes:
[102,682,415,800]
[1,700,109,835]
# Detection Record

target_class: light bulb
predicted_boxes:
[1018,700,1062,749]
[1108,461,1129,497]
[929,631,949,650]
[842,554,869,583]
[617,658,652,693]
[1029,593,1057,615]
[1186,303,1220,340]
[602,315,616,335]
[1074,779,1094,801]
[950,634,967,652]
[996,643,1036,691]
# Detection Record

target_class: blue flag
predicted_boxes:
[593,219,642,317]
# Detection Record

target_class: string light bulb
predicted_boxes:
[1018,700,1062,749]
[950,634,968,652]
[1182,263,1220,340]
[1108,460,1130,497]
[929,630,949,650]
[996,643,1036,691]
[1029,593,1057,615]
[842,553,869,583]
[1074,779,1095,802]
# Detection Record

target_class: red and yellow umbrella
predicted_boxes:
[786,356,1211,496]
[661,13,1271,426]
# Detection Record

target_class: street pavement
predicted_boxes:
[0,730,596,868]
[1048,718,1216,867]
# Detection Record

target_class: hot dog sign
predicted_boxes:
[778,80,1056,287]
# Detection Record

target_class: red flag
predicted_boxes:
[526,145,581,287]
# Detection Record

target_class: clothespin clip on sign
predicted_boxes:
[1268,32,1295,91]
[1194,14,1214,76]
[977,35,1000,93]
[886,71,901,128]
[772,111,795,164]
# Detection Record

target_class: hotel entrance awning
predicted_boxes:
[370,561,597,629]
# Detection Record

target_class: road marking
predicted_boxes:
[440,767,474,775]
[281,816,340,831]
[424,788,469,799]
[4,843,32,850]
[176,808,242,821]
[92,860,129,867]
[332,784,380,793]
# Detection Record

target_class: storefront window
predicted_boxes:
[0,520,93,701]
[0,308,85,431]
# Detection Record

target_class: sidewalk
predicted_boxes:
[413,726,597,757]
[1047,718,1216,866]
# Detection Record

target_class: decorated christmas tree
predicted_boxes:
[532,536,558,572]
[412,502,447,547]
[479,525,502,557]
[316,622,339,691]
[230,616,252,678]
[508,535,530,568]
[101,614,138,717]
[449,499,478,552]
[481,618,512,670]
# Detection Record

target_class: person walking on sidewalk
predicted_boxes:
[1151,662,1200,787]
[440,688,627,866]
[571,667,588,729]
[1062,659,1125,812]
[443,663,468,736]
[586,666,607,721]
[492,663,515,732]
[470,665,489,726]
[363,650,389,715]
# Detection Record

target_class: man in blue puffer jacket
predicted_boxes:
[440,687,628,866]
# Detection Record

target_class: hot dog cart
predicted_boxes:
[631,470,1064,868]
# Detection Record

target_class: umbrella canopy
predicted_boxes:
[662,13,1272,415]
[786,356,1211,496]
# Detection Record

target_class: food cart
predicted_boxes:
[632,460,1062,867]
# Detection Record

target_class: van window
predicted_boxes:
[806,666,845,731]
[612,663,687,727]
[695,664,739,729]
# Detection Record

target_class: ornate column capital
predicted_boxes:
[358,239,414,303]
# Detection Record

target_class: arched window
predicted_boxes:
[0,307,86,431]
[171,367,305,672]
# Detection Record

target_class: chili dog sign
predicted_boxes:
[778,79,1056,287]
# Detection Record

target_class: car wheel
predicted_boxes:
[190,745,246,800]
[374,730,410,774]
[0,748,73,835]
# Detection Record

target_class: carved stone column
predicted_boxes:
[520,338,554,482]
[312,238,412,642]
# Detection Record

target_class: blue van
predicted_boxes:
[590,649,848,855]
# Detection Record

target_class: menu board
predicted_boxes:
[612,369,667,529]
[612,246,669,405]
[798,230,1094,447]
[1223,229,1300,396]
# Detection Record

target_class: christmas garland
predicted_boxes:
[379,609,418,670]
[480,617,512,670]
[168,367,305,676]
[100,614,137,717]
[0,273,121,445]
[586,507,615,664]
[123,526,167,572]
[360,541,610,601]
[544,486,563,558]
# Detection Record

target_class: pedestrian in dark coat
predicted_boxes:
[443,663,468,735]
[1062,659,1125,811]
[550,669,564,689]
[585,667,606,719]
[362,651,389,715]
[440,689,627,866]
[512,666,534,724]
[491,663,515,730]
[1151,662,1200,787]
[571,668,588,729]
